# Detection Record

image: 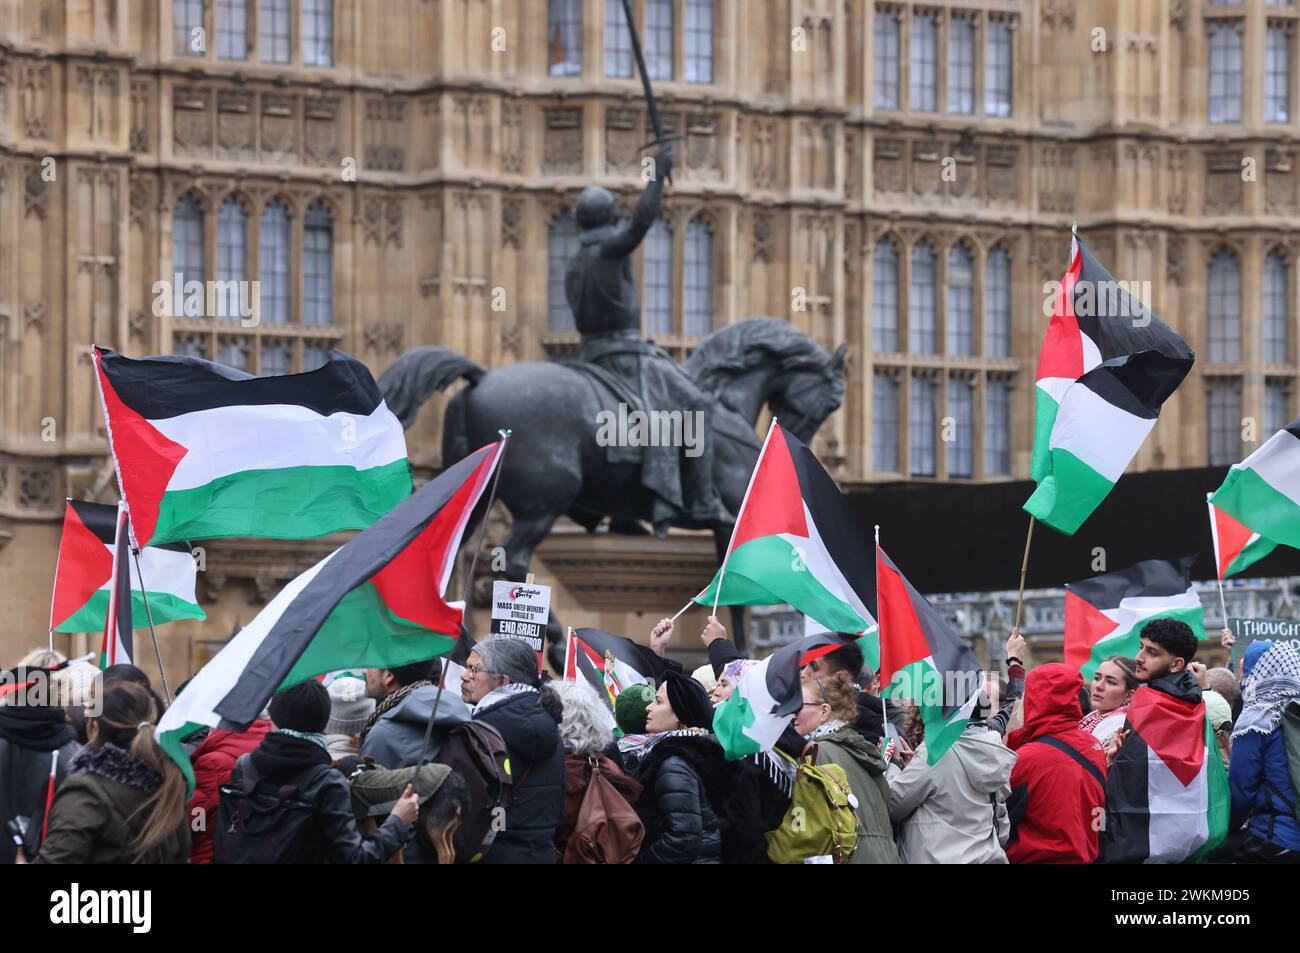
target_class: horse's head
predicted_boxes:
[770,342,846,444]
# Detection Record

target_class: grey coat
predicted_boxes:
[359,685,471,768]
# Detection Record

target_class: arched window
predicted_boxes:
[645,0,674,81]
[216,197,247,322]
[947,376,973,478]
[1264,251,1289,363]
[910,374,936,477]
[909,240,936,354]
[872,239,899,352]
[303,202,333,326]
[1207,251,1241,363]
[984,246,1011,357]
[684,217,714,336]
[548,214,579,331]
[684,0,714,83]
[303,0,334,67]
[946,243,973,356]
[873,370,899,472]
[259,0,291,63]
[259,200,290,325]
[173,0,205,56]
[548,0,583,77]
[217,0,248,60]
[643,218,673,336]
[172,193,205,317]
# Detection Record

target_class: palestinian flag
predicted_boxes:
[100,504,133,669]
[1026,235,1194,535]
[562,627,663,710]
[93,347,411,548]
[694,421,879,668]
[1207,495,1277,580]
[1064,558,1205,681]
[712,637,808,760]
[157,440,504,790]
[1098,685,1229,864]
[1209,419,1300,562]
[49,500,204,634]
[875,543,982,766]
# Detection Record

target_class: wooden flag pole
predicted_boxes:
[1013,515,1036,633]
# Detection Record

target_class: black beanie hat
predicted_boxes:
[269,680,331,733]
[661,670,713,730]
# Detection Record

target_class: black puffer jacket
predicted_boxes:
[0,704,78,864]
[634,734,728,864]
[220,732,410,864]
[473,691,565,864]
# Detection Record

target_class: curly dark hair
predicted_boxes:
[1140,617,1198,664]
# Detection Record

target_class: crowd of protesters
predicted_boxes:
[3,612,1299,865]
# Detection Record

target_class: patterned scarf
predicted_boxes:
[805,719,847,741]
[471,682,538,717]
[360,679,431,738]
[1078,704,1128,736]
[639,726,707,756]
[274,727,329,751]
[1232,641,1300,741]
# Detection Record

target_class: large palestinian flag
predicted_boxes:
[49,500,203,634]
[875,543,982,765]
[695,421,879,668]
[1098,685,1229,864]
[1209,419,1300,564]
[1026,235,1194,535]
[1064,558,1205,680]
[1207,495,1277,580]
[93,347,411,547]
[157,440,504,790]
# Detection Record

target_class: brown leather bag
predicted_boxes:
[562,756,645,864]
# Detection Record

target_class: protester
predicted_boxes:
[361,659,470,768]
[691,663,718,696]
[216,680,417,864]
[614,682,656,770]
[985,631,1028,736]
[632,670,730,864]
[1078,656,1138,745]
[549,678,643,862]
[792,671,899,864]
[0,663,79,864]
[1005,663,1107,863]
[1203,689,1234,766]
[1241,639,1272,683]
[349,763,470,864]
[1208,666,1243,722]
[51,659,97,710]
[186,710,273,864]
[887,690,1016,864]
[709,657,757,707]
[326,676,376,758]
[1226,641,1300,862]
[31,680,189,864]
[460,636,566,864]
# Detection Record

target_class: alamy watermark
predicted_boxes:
[595,403,705,458]
[151,275,261,327]
[1042,278,1153,327]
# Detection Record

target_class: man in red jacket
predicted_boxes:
[187,719,274,864]
[1005,663,1108,863]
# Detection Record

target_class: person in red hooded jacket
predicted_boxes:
[1005,663,1107,864]
[187,718,273,863]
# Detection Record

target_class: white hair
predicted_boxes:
[549,678,615,757]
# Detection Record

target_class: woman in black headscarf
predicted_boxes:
[633,671,757,864]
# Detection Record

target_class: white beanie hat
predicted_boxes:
[325,677,375,736]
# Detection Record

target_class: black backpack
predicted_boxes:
[213,755,334,865]
[433,719,519,863]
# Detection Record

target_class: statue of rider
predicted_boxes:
[564,145,730,537]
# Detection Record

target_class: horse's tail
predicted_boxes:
[377,346,486,430]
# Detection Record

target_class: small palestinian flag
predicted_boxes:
[100,504,134,669]
[1064,558,1205,680]
[1098,685,1229,864]
[157,440,504,791]
[1207,494,1277,580]
[1209,419,1300,563]
[875,543,982,766]
[93,347,411,548]
[49,500,204,634]
[1026,235,1194,535]
[562,627,662,710]
[695,421,879,668]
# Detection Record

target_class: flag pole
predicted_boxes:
[131,544,173,705]
[874,524,887,745]
[416,432,511,770]
[1207,493,1230,628]
[711,417,778,617]
[1013,515,1035,632]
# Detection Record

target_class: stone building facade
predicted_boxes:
[1,0,1297,676]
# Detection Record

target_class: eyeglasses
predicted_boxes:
[465,663,496,677]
